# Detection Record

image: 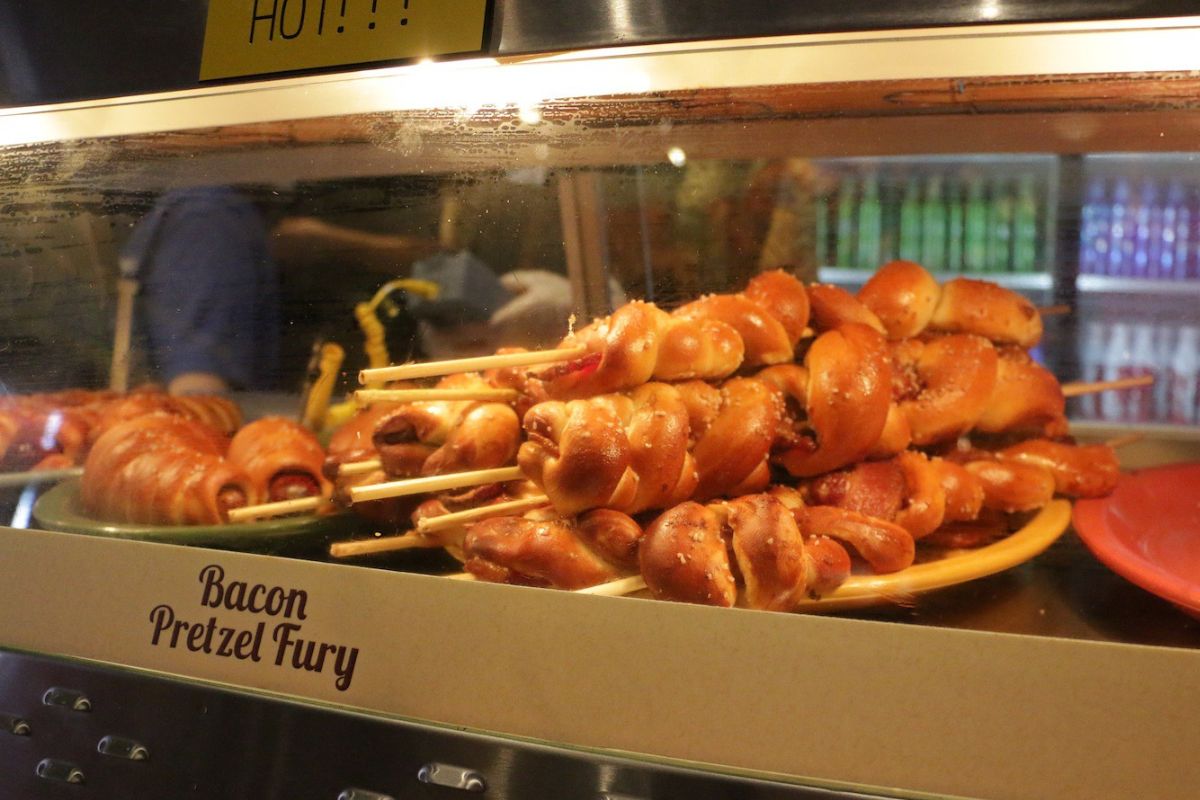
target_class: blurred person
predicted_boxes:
[125,185,599,391]
[122,185,282,396]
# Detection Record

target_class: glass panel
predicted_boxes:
[1,58,1198,649]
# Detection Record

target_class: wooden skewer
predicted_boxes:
[349,466,524,504]
[1062,375,1153,398]
[359,344,589,385]
[341,376,1148,507]
[329,532,439,558]
[355,387,520,405]
[226,495,322,523]
[417,495,551,534]
[1037,304,1071,317]
[337,459,383,478]
[0,466,83,490]
[1104,432,1144,450]
[576,575,648,596]
[438,572,642,592]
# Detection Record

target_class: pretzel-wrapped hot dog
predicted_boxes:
[228,417,329,502]
[82,413,256,525]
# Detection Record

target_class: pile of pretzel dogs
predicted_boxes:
[1,389,330,526]
[320,260,1123,612]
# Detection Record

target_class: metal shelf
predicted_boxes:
[818,266,1054,290]
[1077,274,1200,294]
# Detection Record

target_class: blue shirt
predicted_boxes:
[125,187,281,390]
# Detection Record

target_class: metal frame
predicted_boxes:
[0,648,894,800]
[4,17,1200,146]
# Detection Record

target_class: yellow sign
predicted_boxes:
[200,0,490,81]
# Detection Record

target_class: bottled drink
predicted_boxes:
[1101,323,1132,421]
[946,180,964,272]
[856,173,883,270]
[1132,178,1163,279]
[1077,321,1108,419]
[1107,178,1135,277]
[881,177,902,262]
[963,175,988,272]
[1169,326,1200,424]
[986,177,1014,272]
[919,174,947,271]
[1159,181,1183,279]
[1124,324,1158,422]
[1011,174,1038,273]
[1079,177,1110,276]
[834,175,857,268]
[814,189,831,266]
[1154,324,1175,420]
[898,177,922,263]
[1185,186,1200,280]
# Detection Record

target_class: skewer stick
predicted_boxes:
[349,466,525,504]
[1104,432,1144,450]
[444,572,478,581]
[226,495,322,523]
[1061,375,1153,398]
[329,532,438,558]
[576,575,648,596]
[417,495,551,534]
[0,466,83,489]
[337,459,382,478]
[355,387,519,405]
[1037,304,1071,317]
[359,344,589,385]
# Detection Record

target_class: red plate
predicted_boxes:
[1073,463,1200,619]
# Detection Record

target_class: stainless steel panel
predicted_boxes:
[0,648,899,799]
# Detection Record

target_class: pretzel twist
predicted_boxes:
[518,382,699,517]
[859,259,1043,347]
[544,270,809,400]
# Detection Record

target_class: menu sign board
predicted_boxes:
[200,0,490,81]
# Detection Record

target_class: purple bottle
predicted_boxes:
[1133,179,1163,279]
[1188,186,1200,280]
[1107,178,1136,277]
[1079,177,1109,276]
[1160,180,1184,279]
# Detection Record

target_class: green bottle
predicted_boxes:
[835,175,857,268]
[1012,174,1039,273]
[856,173,883,270]
[963,175,988,272]
[986,177,1014,272]
[898,177,922,262]
[813,190,830,267]
[920,174,947,272]
[947,180,964,272]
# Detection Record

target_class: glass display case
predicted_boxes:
[1,8,1199,799]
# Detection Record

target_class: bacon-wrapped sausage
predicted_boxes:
[804,440,1117,536]
[81,413,255,525]
[463,507,643,589]
[372,373,521,479]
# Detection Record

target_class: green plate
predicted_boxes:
[33,479,352,555]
